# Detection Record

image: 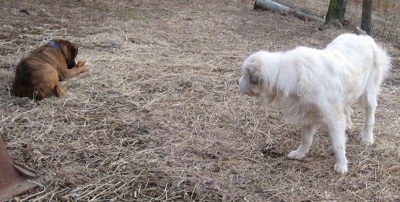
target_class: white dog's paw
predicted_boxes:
[360,132,374,146]
[333,164,348,174]
[361,138,374,146]
[288,150,306,160]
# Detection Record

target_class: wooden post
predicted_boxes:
[361,0,373,34]
[325,0,347,24]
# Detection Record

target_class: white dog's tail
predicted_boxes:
[371,43,392,90]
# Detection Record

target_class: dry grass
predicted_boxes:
[0,0,399,201]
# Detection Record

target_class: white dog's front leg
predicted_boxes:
[288,124,319,160]
[328,119,348,174]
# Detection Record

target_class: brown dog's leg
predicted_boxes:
[55,85,67,97]
[60,63,87,80]
[29,64,61,100]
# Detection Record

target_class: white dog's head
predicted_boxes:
[238,54,265,97]
[238,51,279,101]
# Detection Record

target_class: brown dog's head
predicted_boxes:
[52,39,79,69]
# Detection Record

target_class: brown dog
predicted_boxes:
[12,39,87,100]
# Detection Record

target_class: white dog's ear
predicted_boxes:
[247,61,264,85]
[249,73,263,85]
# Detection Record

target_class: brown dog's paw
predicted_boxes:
[76,61,85,67]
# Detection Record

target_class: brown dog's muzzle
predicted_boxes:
[68,60,77,69]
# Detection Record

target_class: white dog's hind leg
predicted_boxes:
[360,93,377,146]
[327,117,348,174]
[288,124,319,160]
[345,106,353,130]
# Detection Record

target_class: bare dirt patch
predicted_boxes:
[0,0,399,201]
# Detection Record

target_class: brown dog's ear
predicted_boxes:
[247,61,264,85]
[65,41,78,62]
[67,45,77,69]
[56,39,79,69]
[70,44,78,58]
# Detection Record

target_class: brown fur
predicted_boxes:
[12,39,87,100]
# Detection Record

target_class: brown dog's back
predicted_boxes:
[13,58,61,100]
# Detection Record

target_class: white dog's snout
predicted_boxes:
[238,76,245,94]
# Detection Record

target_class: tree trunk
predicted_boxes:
[325,0,347,24]
[254,0,324,22]
[361,0,373,34]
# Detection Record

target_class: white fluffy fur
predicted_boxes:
[238,33,391,174]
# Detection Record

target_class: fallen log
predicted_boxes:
[254,0,324,22]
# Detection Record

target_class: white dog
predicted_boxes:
[238,33,391,173]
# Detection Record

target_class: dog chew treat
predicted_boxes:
[76,61,85,67]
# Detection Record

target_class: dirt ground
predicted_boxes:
[0,0,399,201]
